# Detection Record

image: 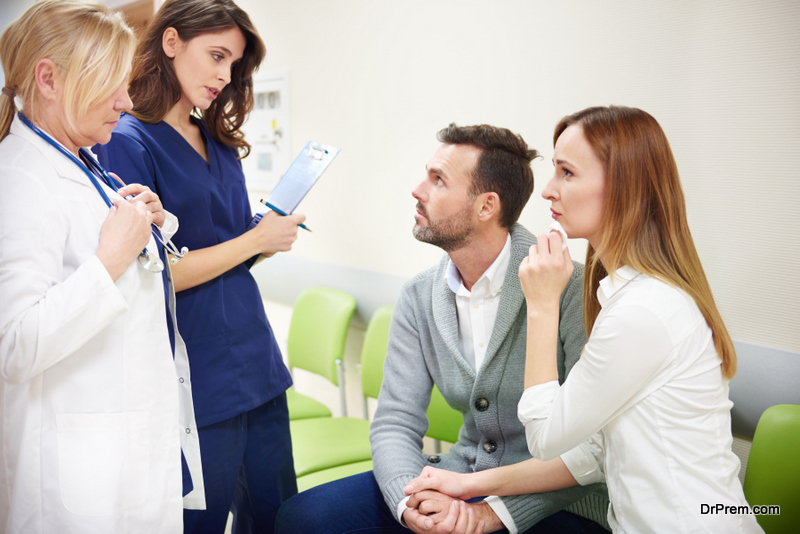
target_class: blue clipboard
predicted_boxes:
[266,141,340,213]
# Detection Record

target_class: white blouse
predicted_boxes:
[518,266,762,533]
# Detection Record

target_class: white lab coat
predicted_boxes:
[0,114,203,533]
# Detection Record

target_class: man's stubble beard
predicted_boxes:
[412,202,475,252]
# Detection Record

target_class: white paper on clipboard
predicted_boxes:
[266,141,340,213]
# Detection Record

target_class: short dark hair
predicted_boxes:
[437,123,538,228]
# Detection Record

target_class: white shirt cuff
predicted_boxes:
[517,380,560,423]
[560,439,606,486]
[160,210,179,240]
[396,496,411,525]
[485,495,517,534]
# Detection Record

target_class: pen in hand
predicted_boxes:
[259,199,311,232]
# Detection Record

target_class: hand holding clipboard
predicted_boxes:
[244,141,339,267]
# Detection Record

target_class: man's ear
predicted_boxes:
[476,191,501,223]
[162,27,180,59]
[33,59,59,101]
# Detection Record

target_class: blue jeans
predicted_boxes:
[184,393,297,534]
[275,471,607,534]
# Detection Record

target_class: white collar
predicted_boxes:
[445,233,511,297]
[9,112,92,186]
[598,265,642,306]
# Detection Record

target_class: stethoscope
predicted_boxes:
[18,112,187,273]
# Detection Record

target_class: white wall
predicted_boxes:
[0,0,37,88]
[240,0,800,352]
[2,0,797,352]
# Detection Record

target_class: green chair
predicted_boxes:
[286,287,357,420]
[357,305,394,418]
[296,460,374,493]
[292,306,465,490]
[426,385,463,452]
[290,306,393,481]
[743,404,800,533]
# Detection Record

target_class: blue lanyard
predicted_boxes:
[16,111,183,272]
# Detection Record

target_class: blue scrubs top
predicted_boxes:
[95,114,292,428]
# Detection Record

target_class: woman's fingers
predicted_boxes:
[96,199,154,280]
[253,210,305,255]
[405,467,441,495]
[116,183,167,227]
[518,233,574,308]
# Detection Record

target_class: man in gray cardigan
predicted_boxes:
[275,124,608,533]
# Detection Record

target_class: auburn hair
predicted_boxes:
[555,106,736,379]
[127,0,265,157]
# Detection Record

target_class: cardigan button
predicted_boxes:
[483,440,497,454]
[427,454,441,464]
[474,398,489,412]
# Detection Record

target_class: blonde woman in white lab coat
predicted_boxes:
[0,1,202,532]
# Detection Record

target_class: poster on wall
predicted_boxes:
[241,70,290,193]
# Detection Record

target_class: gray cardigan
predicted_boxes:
[370,224,609,531]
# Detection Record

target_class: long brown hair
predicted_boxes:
[128,0,265,157]
[555,106,736,379]
[0,0,134,142]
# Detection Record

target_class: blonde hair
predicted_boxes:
[555,106,737,379]
[0,0,136,142]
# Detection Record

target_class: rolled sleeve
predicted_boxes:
[518,381,560,460]
[560,438,605,486]
[518,381,559,422]
[520,383,605,485]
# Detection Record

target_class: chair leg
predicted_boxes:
[357,363,369,420]
[336,358,347,417]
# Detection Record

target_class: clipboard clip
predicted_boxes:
[307,146,328,160]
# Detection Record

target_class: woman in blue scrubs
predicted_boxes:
[95,1,304,532]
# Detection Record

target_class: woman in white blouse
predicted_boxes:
[404,106,762,533]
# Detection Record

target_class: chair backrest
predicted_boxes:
[743,403,800,532]
[426,386,463,444]
[360,306,393,401]
[356,304,462,443]
[729,341,800,440]
[287,287,356,385]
